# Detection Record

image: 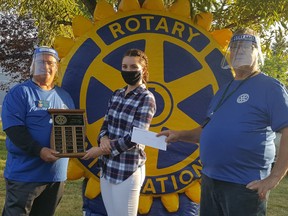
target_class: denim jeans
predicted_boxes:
[200,174,267,216]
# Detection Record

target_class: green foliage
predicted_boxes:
[0,0,91,88]
[261,27,288,84]
[211,0,288,30]
[262,55,288,85]
[0,0,91,46]
[0,0,287,90]
[2,0,287,41]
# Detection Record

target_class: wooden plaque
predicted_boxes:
[48,109,86,157]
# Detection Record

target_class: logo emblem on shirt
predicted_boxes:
[36,100,50,108]
[237,93,249,103]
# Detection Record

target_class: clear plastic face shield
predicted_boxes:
[30,47,60,75]
[221,34,264,71]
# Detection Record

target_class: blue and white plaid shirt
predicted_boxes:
[98,84,156,184]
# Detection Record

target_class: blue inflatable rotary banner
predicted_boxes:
[54,0,233,215]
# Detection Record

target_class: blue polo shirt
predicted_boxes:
[200,73,288,184]
[2,79,75,182]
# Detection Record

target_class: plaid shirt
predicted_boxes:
[98,84,156,184]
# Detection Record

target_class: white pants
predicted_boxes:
[100,165,145,216]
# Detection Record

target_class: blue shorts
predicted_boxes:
[200,174,267,216]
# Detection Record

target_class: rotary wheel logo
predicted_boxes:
[55,0,233,214]
[55,115,67,125]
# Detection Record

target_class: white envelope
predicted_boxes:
[131,127,167,151]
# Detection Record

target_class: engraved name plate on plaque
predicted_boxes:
[48,109,86,157]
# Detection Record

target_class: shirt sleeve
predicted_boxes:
[2,86,43,156]
[5,126,43,156]
[1,87,27,130]
[267,81,288,132]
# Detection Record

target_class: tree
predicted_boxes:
[0,0,91,46]
[0,0,288,90]
[0,12,38,91]
[0,0,90,89]
[261,27,288,86]
[1,0,288,44]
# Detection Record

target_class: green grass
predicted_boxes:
[0,121,288,215]
[54,180,82,216]
[267,177,288,215]
[0,124,7,212]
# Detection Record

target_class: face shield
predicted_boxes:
[30,47,60,75]
[221,34,264,71]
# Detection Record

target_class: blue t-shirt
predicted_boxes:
[2,79,75,182]
[200,73,288,185]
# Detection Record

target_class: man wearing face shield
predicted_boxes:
[158,28,288,215]
[221,29,264,78]
[1,47,75,216]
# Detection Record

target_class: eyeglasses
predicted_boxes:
[230,43,257,51]
[35,60,58,67]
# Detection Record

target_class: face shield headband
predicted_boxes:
[221,34,264,70]
[30,47,60,75]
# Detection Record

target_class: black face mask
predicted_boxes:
[121,70,141,85]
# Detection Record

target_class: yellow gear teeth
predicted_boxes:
[67,158,84,180]
[210,29,233,50]
[85,177,101,199]
[138,195,153,214]
[54,36,74,59]
[55,0,233,213]
[185,180,201,204]
[72,15,93,37]
[93,0,116,21]
[161,193,179,212]
[194,12,213,31]
[118,0,140,12]
[142,0,165,11]
[168,0,191,18]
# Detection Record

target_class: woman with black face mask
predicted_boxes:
[82,49,156,216]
